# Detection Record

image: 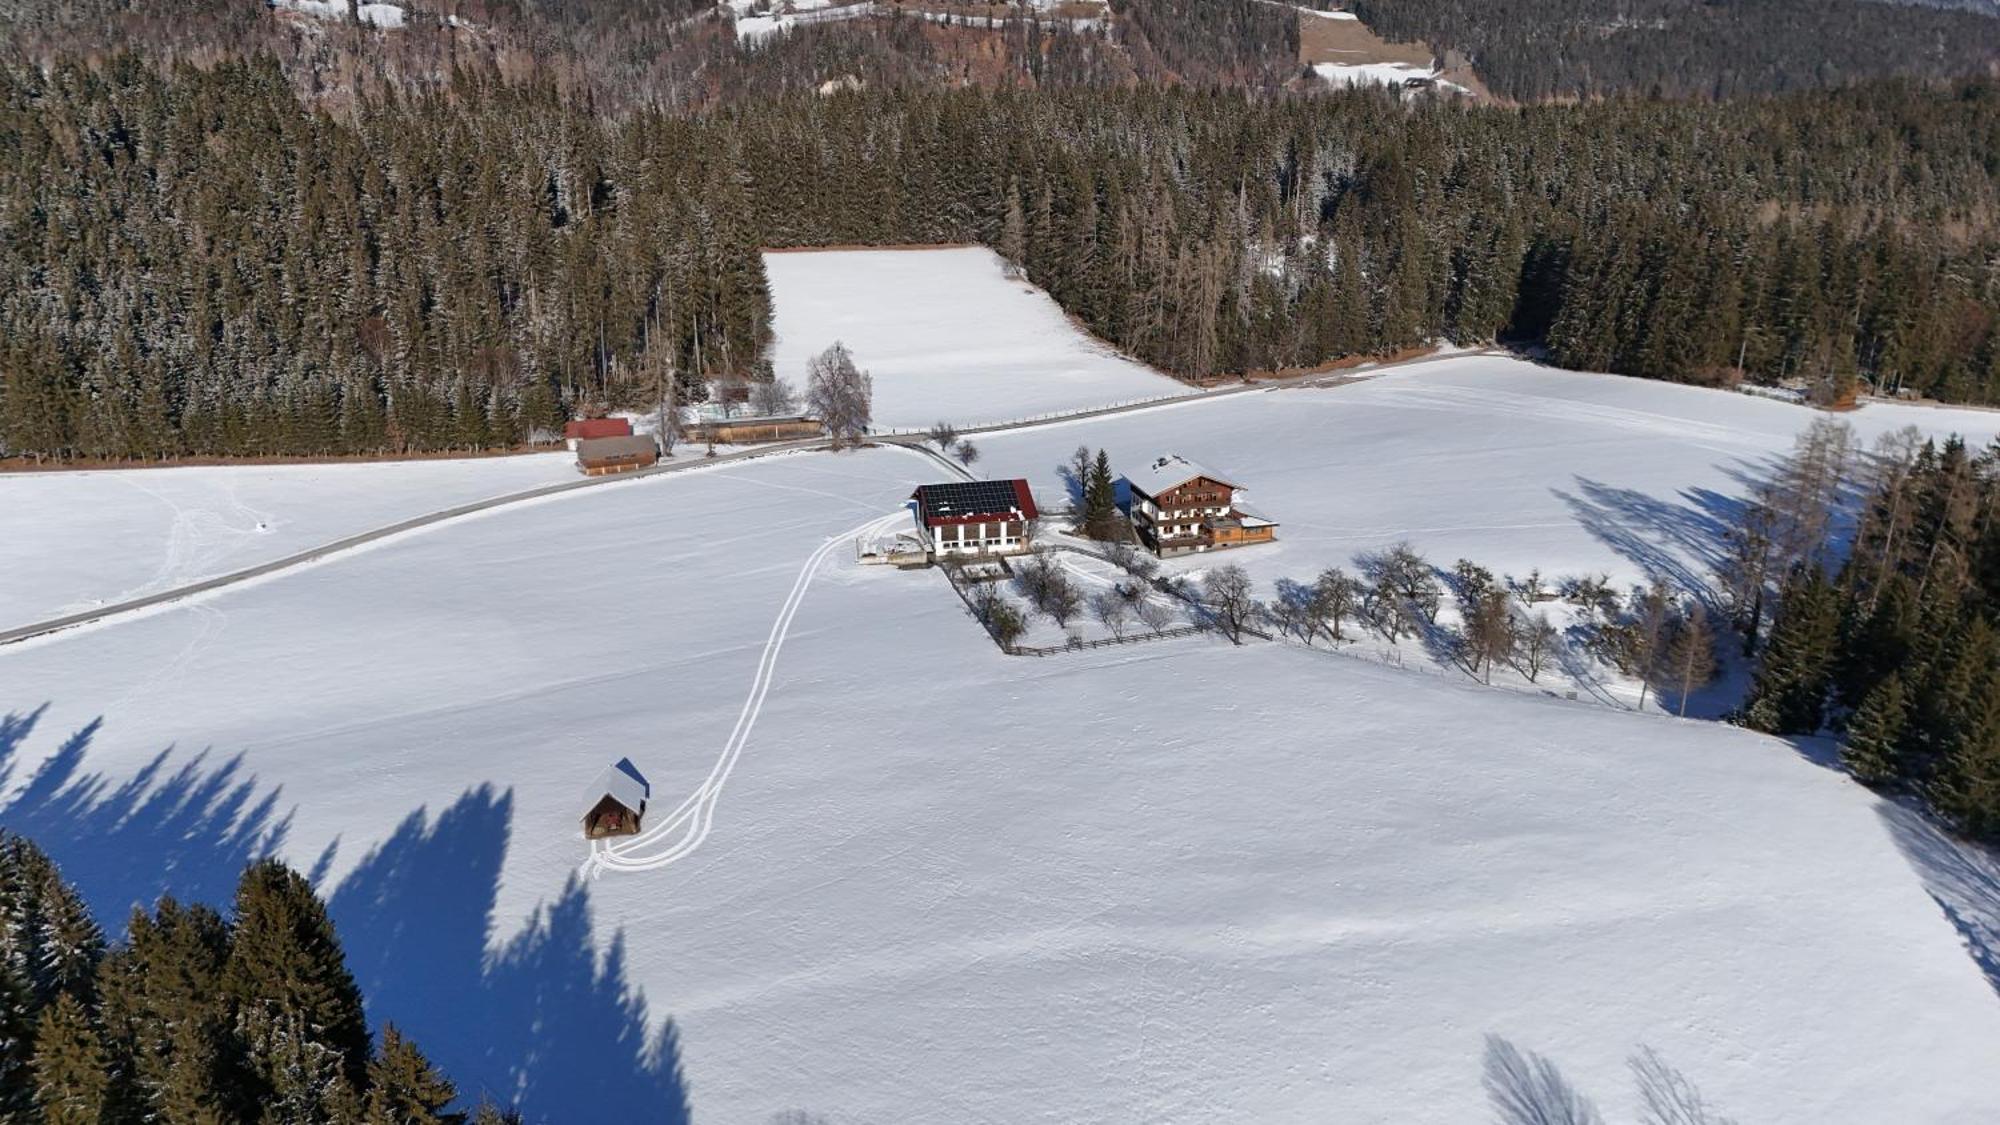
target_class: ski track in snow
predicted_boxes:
[585,510,903,877]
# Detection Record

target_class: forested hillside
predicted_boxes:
[3,61,1999,460]
[1350,0,2000,102]
[1738,426,2000,840]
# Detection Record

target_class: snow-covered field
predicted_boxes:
[0,453,574,630]
[8,338,2000,1119]
[764,247,1189,430]
[981,355,2000,594]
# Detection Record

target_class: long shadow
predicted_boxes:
[1,705,690,1123]
[1878,799,2000,999]
[1551,474,1750,605]
[0,704,289,922]
[1482,1034,1602,1125]
[329,791,688,1119]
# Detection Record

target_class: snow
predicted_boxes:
[272,0,408,29]
[733,0,875,43]
[0,453,575,631]
[9,343,2000,1119]
[7,372,2000,1118]
[976,354,2000,594]
[1313,60,1467,94]
[764,247,1190,430]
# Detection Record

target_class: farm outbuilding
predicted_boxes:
[910,479,1040,560]
[564,417,633,448]
[583,761,650,839]
[575,435,659,476]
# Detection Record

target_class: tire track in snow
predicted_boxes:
[584,510,903,877]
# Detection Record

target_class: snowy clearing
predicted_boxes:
[764,247,1190,430]
[6,412,2000,1120]
[0,453,575,631]
[272,0,409,29]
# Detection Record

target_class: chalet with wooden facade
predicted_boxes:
[1125,454,1277,557]
[582,762,649,839]
[911,479,1040,560]
[575,434,659,476]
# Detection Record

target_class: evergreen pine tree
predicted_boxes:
[1842,672,1910,786]
[1742,567,1839,734]
[30,991,110,1125]
[221,861,371,1114]
[1083,449,1120,541]
[362,1025,458,1124]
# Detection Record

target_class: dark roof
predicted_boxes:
[910,479,1039,527]
[576,435,658,462]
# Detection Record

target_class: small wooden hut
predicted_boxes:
[575,435,659,476]
[582,761,650,839]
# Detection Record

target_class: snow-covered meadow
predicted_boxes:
[764,247,1189,430]
[8,259,2000,1120]
[980,355,2000,594]
[0,453,578,632]
[0,453,577,631]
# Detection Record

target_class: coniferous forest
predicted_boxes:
[1741,430,2000,838]
[0,832,503,1123]
[4,57,2000,462]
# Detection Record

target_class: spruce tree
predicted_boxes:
[1842,672,1909,787]
[98,898,234,1122]
[1742,567,1839,735]
[30,991,110,1125]
[221,861,371,1114]
[362,1025,459,1123]
[1083,449,1120,541]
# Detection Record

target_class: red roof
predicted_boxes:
[910,479,1040,528]
[564,417,633,440]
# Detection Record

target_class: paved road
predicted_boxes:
[0,349,1477,647]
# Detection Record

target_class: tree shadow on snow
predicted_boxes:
[1550,474,1750,606]
[1878,799,2000,1000]
[0,704,290,920]
[1482,1035,1602,1125]
[0,704,691,1124]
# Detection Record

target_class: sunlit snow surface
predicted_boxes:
[6,346,2000,1120]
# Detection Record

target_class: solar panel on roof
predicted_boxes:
[917,480,1023,519]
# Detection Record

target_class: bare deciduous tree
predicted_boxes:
[806,341,873,448]
[749,376,799,417]
[928,420,959,452]
[1466,586,1516,683]
[1043,571,1083,628]
[1090,590,1131,638]
[1514,614,1558,682]
[1662,601,1717,716]
[1269,580,1318,643]
[1310,566,1357,643]
[954,439,980,467]
[1136,595,1174,634]
[1203,564,1259,644]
